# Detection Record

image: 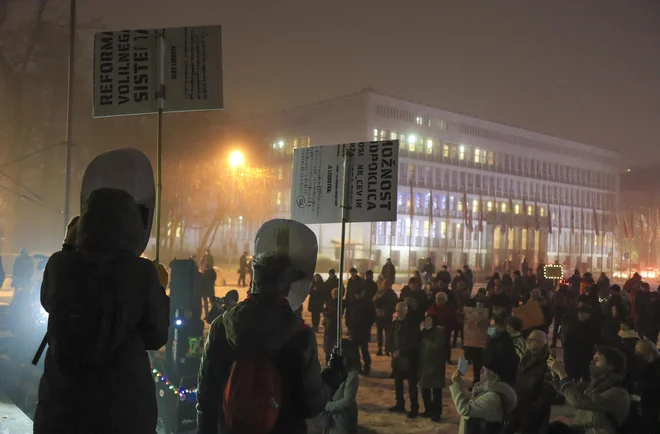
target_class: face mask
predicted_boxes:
[487,327,497,337]
[424,324,432,330]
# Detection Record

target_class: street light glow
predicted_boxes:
[228,150,245,169]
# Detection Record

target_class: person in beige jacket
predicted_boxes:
[449,359,518,434]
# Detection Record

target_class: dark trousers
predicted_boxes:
[238,271,246,287]
[311,311,321,331]
[358,341,372,368]
[394,372,418,409]
[464,347,483,383]
[376,318,392,351]
[421,388,443,415]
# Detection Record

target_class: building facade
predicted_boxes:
[244,90,620,275]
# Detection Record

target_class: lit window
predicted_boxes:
[407,135,416,152]
[373,129,379,141]
[472,199,478,213]
[426,139,433,154]
[293,139,298,149]
[278,140,284,149]
[527,205,533,216]
[441,221,447,239]
[416,116,423,125]
[443,144,449,158]
[487,201,493,212]
[424,220,430,237]
[272,143,277,149]
[277,168,283,180]
[276,191,282,205]
[390,131,397,140]
[475,148,481,163]
[514,204,520,214]
[458,201,463,212]
[540,207,545,217]
[459,145,465,160]
[501,202,507,213]
[489,152,495,165]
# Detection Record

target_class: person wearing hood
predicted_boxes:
[511,330,556,434]
[197,252,327,434]
[34,189,170,434]
[483,314,519,386]
[449,355,518,434]
[563,305,604,383]
[633,340,660,433]
[418,315,448,422]
[547,346,631,434]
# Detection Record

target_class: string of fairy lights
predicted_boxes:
[151,366,198,401]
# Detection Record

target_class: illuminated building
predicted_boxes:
[244,89,620,275]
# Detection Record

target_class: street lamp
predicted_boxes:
[228,150,245,170]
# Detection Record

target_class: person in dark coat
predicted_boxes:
[348,288,376,375]
[238,251,248,287]
[562,305,604,383]
[326,269,339,295]
[462,265,474,293]
[606,284,627,322]
[308,274,328,332]
[487,282,513,316]
[634,340,660,433]
[634,282,653,340]
[34,189,170,434]
[601,303,624,346]
[552,281,575,348]
[381,258,396,284]
[345,268,364,332]
[511,330,556,434]
[418,315,447,422]
[363,270,379,301]
[512,270,525,302]
[408,277,428,314]
[374,279,398,357]
[435,265,451,286]
[422,258,435,284]
[524,269,537,294]
[426,292,456,353]
[451,269,464,293]
[201,264,217,317]
[387,302,421,419]
[568,269,581,298]
[324,288,341,364]
[615,317,640,391]
[483,314,519,385]
[197,252,327,434]
[12,248,34,291]
[521,257,530,276]
[596,272,610,298]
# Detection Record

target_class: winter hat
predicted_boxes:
[224,290,239,303]
[483,357,511,383]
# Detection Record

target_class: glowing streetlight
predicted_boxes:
[228,150,245,170]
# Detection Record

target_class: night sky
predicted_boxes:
[87,0,660,164]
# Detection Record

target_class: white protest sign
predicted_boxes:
[291,140,399,224]
[93,25,222,117]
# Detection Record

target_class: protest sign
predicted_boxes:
[513,300,545,330]
[463,307,489,348]
[93,25,222,117]
[291,141,399,224]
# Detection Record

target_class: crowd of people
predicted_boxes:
[307,258,660,433]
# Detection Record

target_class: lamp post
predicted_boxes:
[228,150,245,269]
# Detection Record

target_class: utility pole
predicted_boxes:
[63,0,76,231]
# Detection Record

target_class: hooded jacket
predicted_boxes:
[197,294,327,434]
[449,380,518,434]
[34,188,170,434]
[512,350,556,433]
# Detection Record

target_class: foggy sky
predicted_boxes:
[85,0,660,165]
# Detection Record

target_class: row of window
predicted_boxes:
[270,136,311,154]
[374,104,617,166]
[375,220,611,247]
[374,128,617,191]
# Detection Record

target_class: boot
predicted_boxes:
[388,403,406,414]
[376,348,383,356]
[420,410,433,418]
[407,409,419,419]
[362,365,371,376]
[431,414,442,423]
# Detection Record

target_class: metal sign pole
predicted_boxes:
[336,146,353,355]
[155,31,165,261]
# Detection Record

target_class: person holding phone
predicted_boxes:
[418,315,448,422]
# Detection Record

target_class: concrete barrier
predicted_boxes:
[0,393,32,433]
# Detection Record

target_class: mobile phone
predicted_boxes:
[457,358,468,376]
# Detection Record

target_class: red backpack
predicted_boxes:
[223,356,283,434]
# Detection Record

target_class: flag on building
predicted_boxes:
[548,207,553,234]
[630,210,635,239]
[462,189,468,228]
[570,206,575,234]
[534,200,541,231]
[593,209,599,237]
[478,192,484,233]
[523,197,529,230]
[581,209,585,233]
[445,191,450,240]
[558,208,562,234]
[409,169,415,240]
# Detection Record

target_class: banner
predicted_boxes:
[513,300,545,330]
[93,25,223,117]
[291,141,399,224]
[463,307,489,348]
